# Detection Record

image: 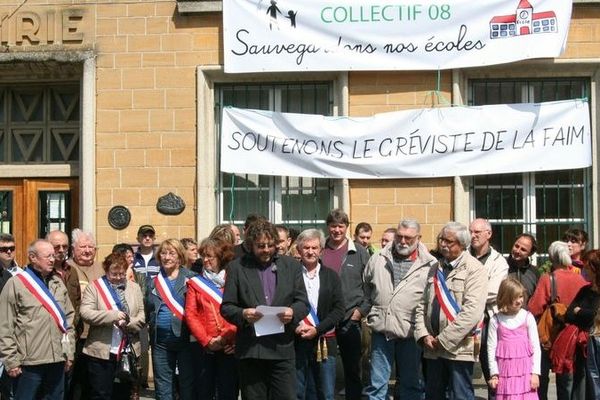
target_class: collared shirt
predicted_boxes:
[470,246,492,265]
[257,262,277,306]
[301,263,321,312]
[5,260,21,276]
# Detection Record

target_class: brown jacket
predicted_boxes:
[56,261,82,332]
[68,259,104,338]
[0,269,76,369]
[80,278,145,360]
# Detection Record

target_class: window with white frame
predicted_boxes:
[215,82,335,231]
[469,78,591,260]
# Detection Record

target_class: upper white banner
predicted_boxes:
[220,100,591,179]
[223,0,572,73]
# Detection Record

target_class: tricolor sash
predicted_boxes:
[154,269,185,320]
[433,267,483,341]
[188,275,223,307]
[433,268,460,323]
[303,306,319,327]
[93,276,126,355]
[17,268,69,333]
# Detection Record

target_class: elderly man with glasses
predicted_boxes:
[0,239,75,400]
[414,222,488,400]
[363,219,437,400]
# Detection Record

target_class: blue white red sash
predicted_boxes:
[188,275,223,307]
[94,276,124,312]
[154,269,185,320]
[17,268,69,333]
[303,305,335,337]
[303,306,319,327]
[433,267,483,338]
[433,268,460,322]
[93,276,127,355]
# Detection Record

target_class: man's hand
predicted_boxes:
[7,367,21,378]
[242,308,263,324]
[64,360,73,372]
[299,325,318,340]
[277,307,294,324]
[422,335,439,350]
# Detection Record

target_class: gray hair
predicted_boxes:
[28,239,51,255]
[470,218,492,231]
[548,241,572,267]
[441,222,471,249]
[398,219,420,233]
[71,228,96,247]
[295,229,325,249]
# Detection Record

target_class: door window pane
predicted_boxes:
[0,191,12,233]
[39,191,71,238]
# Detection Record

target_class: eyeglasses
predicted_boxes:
[438,237,459,246]
[36,253,56,260]
[0,246,15,253]
[160,251,178,258]
[53,244,69,250]
[254,243,275,249]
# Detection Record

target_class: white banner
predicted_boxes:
[220,100,591,179]
[223,0,571,73]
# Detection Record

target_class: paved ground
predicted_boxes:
[139,372,557,399]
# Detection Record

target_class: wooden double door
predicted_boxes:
[0,178,78,266]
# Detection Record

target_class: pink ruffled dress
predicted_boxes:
[495,317,538,400]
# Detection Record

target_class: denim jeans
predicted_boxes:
[366,332,423,400]
[13,362,65,400]
[296,340,336,400]
[424,358,474,400]
[152,341,195,400]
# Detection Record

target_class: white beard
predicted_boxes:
[395,241,418,256]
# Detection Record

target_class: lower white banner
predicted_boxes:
[220,99,591,179]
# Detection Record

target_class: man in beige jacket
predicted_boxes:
[0,239,75,399]
[414,222,488,400]
[364,219,437,400]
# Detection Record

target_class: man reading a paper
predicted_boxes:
[221,219,309,400]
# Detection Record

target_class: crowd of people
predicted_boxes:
[0,210,599,400]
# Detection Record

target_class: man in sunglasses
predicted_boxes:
[0,233,20,279]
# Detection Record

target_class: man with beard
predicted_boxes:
[414,222,487,400]
[506,233,539,303]
[221,219,309,399]
[363,219,437,400]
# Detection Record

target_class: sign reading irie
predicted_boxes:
[0,8,86,46]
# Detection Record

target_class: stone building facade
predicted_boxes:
[0,0,598,262]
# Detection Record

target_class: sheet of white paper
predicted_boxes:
[254,305,287,337]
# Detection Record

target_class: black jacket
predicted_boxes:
[221,253,309,360]
[0,268,12,295]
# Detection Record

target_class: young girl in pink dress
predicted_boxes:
[487,278,541,399]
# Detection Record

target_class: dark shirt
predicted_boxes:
[470,246,492,265]
[566,284,600,331]
[322,241,348,275]
[507,255,539,305]
[257,262,277,306]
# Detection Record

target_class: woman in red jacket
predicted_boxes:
[185,237,238,400]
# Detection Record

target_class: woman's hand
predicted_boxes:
[208,336,225,351]
[488,375,499,390]
[530,374,540,390]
